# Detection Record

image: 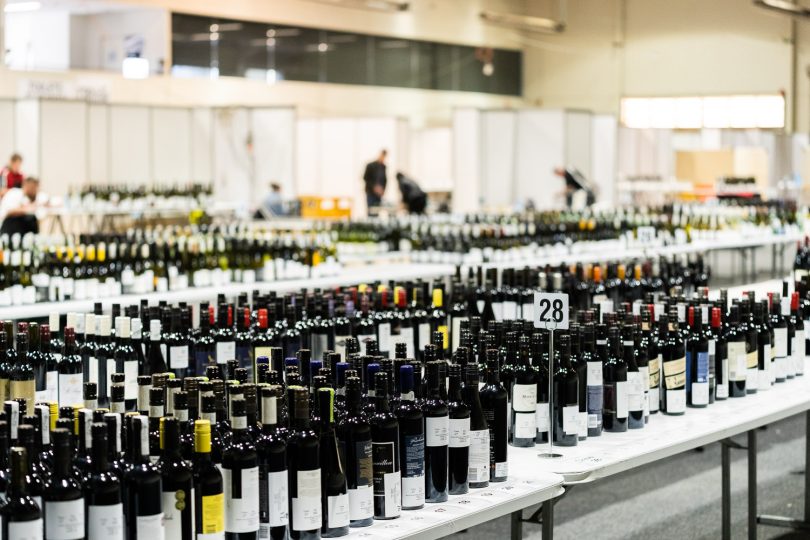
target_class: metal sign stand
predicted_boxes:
[538,324,561,459]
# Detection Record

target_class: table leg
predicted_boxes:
[749,429,757,540]
[722,441,731,540]
[510,510,523,540]
[542,500,554,540]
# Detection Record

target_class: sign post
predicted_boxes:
[533,291,569,459]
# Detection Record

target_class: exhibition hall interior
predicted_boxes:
[1,0,810,539]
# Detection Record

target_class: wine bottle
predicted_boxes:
[479,349,507,482]
[2,447,42,540]
[395,365,425,509]
[687,307,709,407]
[215,305,236,367]
[603,327,629,431]
[43,428,84,540]
[317,388,349,536]
[10,324,35,413]
[123,415,163,540]
[286,386,321,539]
[368,372,401,519]
[158,417,193,540]
[754,301,772,391]
[58,328,83,408]
[41,325,58,405]
[582,324,603,436]
[192,420,225,540]
[86,421,125,540]
[423,361,448,503]
[338,377,374,524]
[257,387,288,539]
[147,320,167,376]
[725,306,748,397]
[462,363,489,489]
[553,333,580,443]
[510,336,537,447]
[167,309,191,379]
[447,363,470,494]
[661,310,687,414]
[223,398,260,539]
[712,307,728,400]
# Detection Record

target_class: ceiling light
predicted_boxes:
[753,0,810,17]
[480,10,565,33]
[303,0,409,12]
[4,1,41,13]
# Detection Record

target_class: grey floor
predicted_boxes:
[451,414,810,540]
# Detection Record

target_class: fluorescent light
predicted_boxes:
[4,1,41,13]
[480,10,565,33]
[303,0,409,12]
[122,57,150,79]
[620,95,785,129]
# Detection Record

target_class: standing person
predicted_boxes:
[0,153,24,192]
[362,149,387,211]
[554,167,596,209]
[257,182,286,217]
[0,176,46,235]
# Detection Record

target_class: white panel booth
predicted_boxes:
[452,108,617,212]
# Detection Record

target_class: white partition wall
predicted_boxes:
[14,100,40,177]
[109,105,150,186]
[151,107,192,185]
[190,108,213,186]
[40,100,87,195]
[592,114,618,206]
[481,111,517,209]
[409,127,453,192]
[452,109,481,213]
[88,104,109,186]
[251,108,296,197]
[0,101,15,165]
[212,108,252,204]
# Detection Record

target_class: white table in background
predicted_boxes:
[345,473,563,540]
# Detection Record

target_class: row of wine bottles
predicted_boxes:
[0,226,340,305]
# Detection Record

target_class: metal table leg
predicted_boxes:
[511,510,523,540]
[722,441,731,540]
[749,429,757,540]
[542,500,554,540]
[758,410,810,532]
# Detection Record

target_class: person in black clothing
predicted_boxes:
[396,172,427,214]
[554,167,596,209]
[362,149,387,211]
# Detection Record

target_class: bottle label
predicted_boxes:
[578,411,588,436]
[746,349,758,387]
[163,489,190,540]
[170,346,190,369]
[88,356,99,386]
[666,389,686,413]
[451,316,468,351]
[513,412,536,440]
[468,429,490,483]
[716,358,729,398]
[9,518,43,540]
[495,461,508,478]
[775,328,788,358]
[586,380,603,426]
[448,417,470,448]
[254,346,273,366]
[46,370,59,403]
[45,498,84,540]
[327,493,350,528]
[88,503,124,540]
[616,380,628,418]
[58,373,82,407]
[626,372,644,412]
[649,355,661,389]
[349,440,374,519]
[418,324,431,352]
[437,325,449,349]
[535,402,549,432]
[663,356,686,389]
[136,513,164,539]
[124,360,138,400]
[223,466,260,533]
[586,361,603,386]
[503,301,518,320]
[401,433,425,507]
[511,383,537,412]
[292,469,321,531]
[727,342,747,382]
[377,323,392,353]
[562,405,579,436]
[260,469,289,528]
[401,474,425,508]
[425,415,449,447]
[200,493,225,535]
[216,342,236,365]
[372,441,401,518]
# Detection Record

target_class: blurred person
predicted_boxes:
[0,153,24,192]
[258,182,286,217]
[554,166,596,209]
[363,149,387,211]
[0,176,46,235]
[396,172,427,214]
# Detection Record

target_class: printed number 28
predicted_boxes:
[538,299,564,323]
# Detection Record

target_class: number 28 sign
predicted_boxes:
[533,292,569,330]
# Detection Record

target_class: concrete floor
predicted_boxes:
[451,414,809,540]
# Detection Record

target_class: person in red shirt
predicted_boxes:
[0,153,24,194]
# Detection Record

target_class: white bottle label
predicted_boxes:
[136,513,164,540]
[775,328,788,358]
[425,415,449,447]
[535,403,549,432]
[88,503,124,540]
[468,429,490,483]
[667,389,686,413]
[124,360,138,400]
[348,484,373,521]
[223,466,259,533]
[8,518,43,540]
[717,358,729,399]
[162,489,187,540]
[383,472,402,518]
[511,383,537,412]
[562,405,579,436]
[292,469,321,531]
[513,412,536,439]
[216,342,236,365]
[626,372,644,412]
[377,323,392,352]
[587,362,603,385]
[170,346,190,369]
[448,417,470,448]
[58,373,83,407]
[615,380,629,418]
[266,470,289,527]
[327,493,350,528]
[45,499,84,540]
